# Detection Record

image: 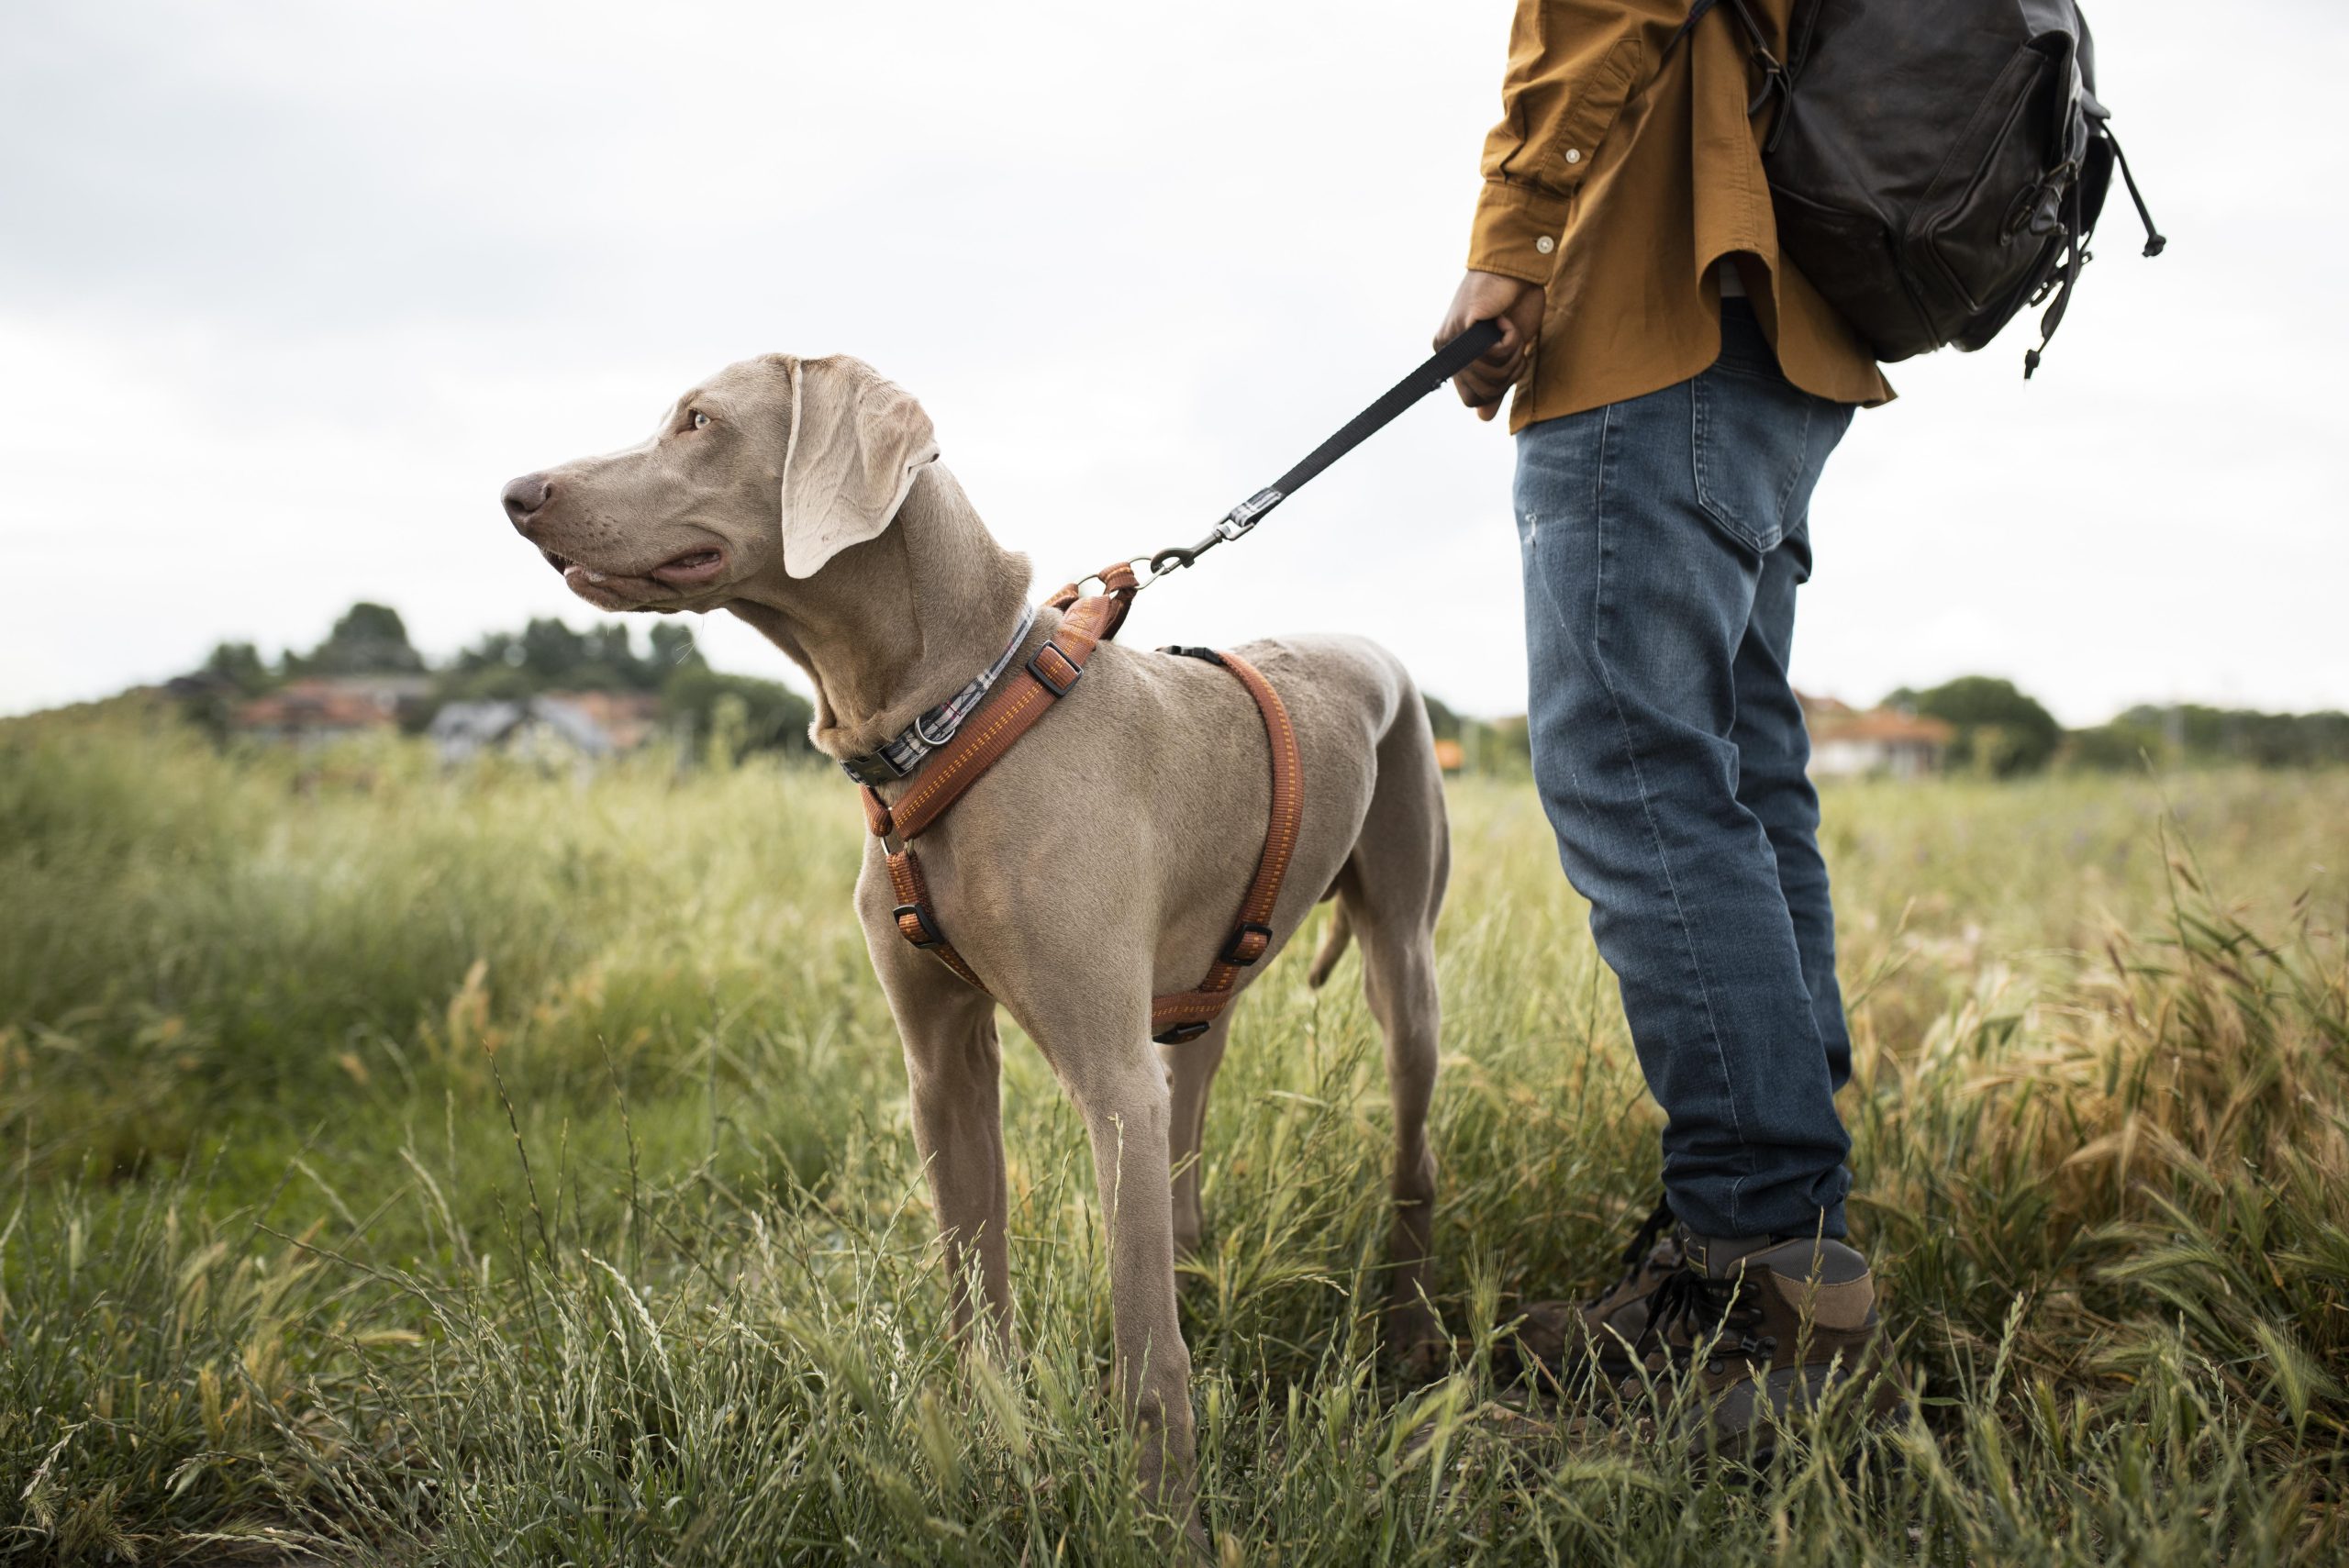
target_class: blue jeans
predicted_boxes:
[1514,301,1855,1240]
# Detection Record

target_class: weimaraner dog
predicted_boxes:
[502,354,1449,1524]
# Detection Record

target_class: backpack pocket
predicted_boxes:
[1769,185,1939,362]
[1909,42,2072,331]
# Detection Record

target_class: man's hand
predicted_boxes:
[1436,271,1546,422]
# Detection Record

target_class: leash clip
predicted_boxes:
[1215,486,1284,542]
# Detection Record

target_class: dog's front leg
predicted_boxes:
[1162,1012,1231,1262]
[1035,1002,1202,1534]
[891,979,1018,1362]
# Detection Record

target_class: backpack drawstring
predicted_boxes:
[2023,125,2165,378]
[2105,127,2168,258]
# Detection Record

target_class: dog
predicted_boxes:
[502,353,1450,1519]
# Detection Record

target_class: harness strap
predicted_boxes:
[878,832,988,990]
[863,577,1130,984]
[861,561,1303,1047]
[1144,648,1303,1044]
[880,579,1131,843]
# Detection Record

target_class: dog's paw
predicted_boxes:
[1389,1319,1454,1387]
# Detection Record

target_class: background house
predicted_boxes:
[1800,694,1956,779]
[231,674,430,745]
[173,602,813,768]
[428,692,664,764]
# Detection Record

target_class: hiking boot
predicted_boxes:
[1621,1229,1903,1459]
[1500,1195,1684,1394]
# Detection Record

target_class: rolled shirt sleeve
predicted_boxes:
[1467,2,1675,282]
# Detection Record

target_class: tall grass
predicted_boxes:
[2,698,2343,1563]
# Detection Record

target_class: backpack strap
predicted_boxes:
[1670,0,1721,50]
[1671,0,1793,123]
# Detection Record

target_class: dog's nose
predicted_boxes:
[502,473,553,528]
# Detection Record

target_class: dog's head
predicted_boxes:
[499,354,938,613]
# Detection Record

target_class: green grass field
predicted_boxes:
[4,700,2344,1564]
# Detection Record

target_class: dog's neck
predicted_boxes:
[724,463,1034,762]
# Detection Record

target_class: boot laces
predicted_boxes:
[1586,1195,1678,1310]
[1644,1267,1776,1367]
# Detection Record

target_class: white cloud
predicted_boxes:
[3,0,2342,726]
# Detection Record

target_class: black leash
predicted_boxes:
[1139,318,1505,584]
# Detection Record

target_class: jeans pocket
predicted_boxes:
[1690,368,1849,554]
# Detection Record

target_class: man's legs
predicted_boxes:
[1730,527,1853,1097]
[1512,303,1854,1240]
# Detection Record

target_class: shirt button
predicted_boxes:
[1564,148,1583,164]
[1535,236,1555,254]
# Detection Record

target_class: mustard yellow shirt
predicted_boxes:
[1467,0,1894,428]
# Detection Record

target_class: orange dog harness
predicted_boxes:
[858,562,1303,1044]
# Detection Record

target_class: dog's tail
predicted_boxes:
[1305,899,1353,989]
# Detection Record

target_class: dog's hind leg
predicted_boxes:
[1341,709,1452,1374]
[1161,1011,1232,1262]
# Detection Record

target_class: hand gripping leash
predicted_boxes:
[1135,317,1505,585]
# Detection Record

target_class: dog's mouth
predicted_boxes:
[540,545,729,602]
[648,548,725,585]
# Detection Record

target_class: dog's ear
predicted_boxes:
[777,355,939,579]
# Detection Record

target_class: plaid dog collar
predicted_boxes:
[837,604,1038,786]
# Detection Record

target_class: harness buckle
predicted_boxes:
[893,903,947,951]
[1220,922,1274,966]
[1027,641,1084,697]
[841,750,909,786]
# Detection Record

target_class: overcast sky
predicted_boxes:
[4,0,2342,725]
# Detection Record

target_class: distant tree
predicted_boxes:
[1486,714,1535,776]
[288,602,426,675]
[518,617,591,683]
[2284,710,2349,766]
[436,617,713,717]
[450,629,522,672]
[1419,693,1533,777]
[1421,694,1463,743]
[576,624,660,690]
[662,665,814,759]
[2169,704,2349,769]
[2067,704,2349,771]
[2062,718,2164,773]
[432,662,537,705]
[197,641,275,695]
[650,623,705,673]
[452,617,691,688]
[169,640,279,740]
[1890,676,2062,777]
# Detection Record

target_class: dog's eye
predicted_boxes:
[690,411,710,430]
